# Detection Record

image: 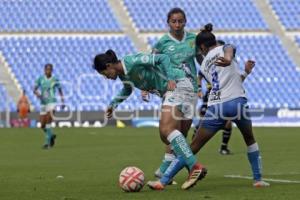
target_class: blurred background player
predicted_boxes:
[34,64,64,149]
[93,50,206,190]
[141,7,200,181]
[196,39,234,155]
[17,89,30,127]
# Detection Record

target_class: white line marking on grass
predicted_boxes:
[224,175,300,183]
[267,172,300,176]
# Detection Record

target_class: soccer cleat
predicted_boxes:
[50,134,56,147]
[181,163,207,190]
[253,180,270,187]
[219,146,232,155]
[147,180,165,190]
[154,168,177,185]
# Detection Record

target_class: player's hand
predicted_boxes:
[215,57,231,66]
[141,90,149,102]
[167,80,176,91]
[244,60,255,74]
[106,107,114,119]
[198,91,203,98]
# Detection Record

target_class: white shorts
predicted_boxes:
[40,103,56,115]
[162,78,198,119]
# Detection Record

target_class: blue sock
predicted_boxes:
[160,155,186,185]
[45,124,53,145]
[159,153,175,174]
[247,143,262,181]
[167,130,196,170]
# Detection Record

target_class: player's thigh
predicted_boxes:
[227,97,256,145]
[39,115,47,127]
[191,127,217,154]
[179,119,193,137]
[46,103,56,123]
[159,105,182,137]
[199,104,226,134]
[235,121,256,146]
[192,105,225,153]
[39,105,48,127]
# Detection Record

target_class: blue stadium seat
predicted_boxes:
[0,85,16,112]
[0,0,121,32]
[124,0,268,31]
[269,0,300,30]
[0,36,139,111]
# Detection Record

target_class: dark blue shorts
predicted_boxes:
[200,97,252,133]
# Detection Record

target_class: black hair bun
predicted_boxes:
[105,49,118,62]
[204,23,213,32]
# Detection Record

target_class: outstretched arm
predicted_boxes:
[152,54,177,90]
[107,82,133,118]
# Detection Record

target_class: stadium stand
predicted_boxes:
[0,84,15,111]
[0,0,299,112]
[0,37,140,111]
[269,0,300,30]
[296,36,300,47]
[123,0,268,31]
[0,0,121,32]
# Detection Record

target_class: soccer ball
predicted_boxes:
[119,166,145,192]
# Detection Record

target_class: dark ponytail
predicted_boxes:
[196,23,216,49]
[93,49,119,73]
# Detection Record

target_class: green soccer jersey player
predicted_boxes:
[93,50,206,190]
[146,8,201,181]
[34,64,64,149]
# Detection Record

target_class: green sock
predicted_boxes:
[45,124,53,145]
[167,130,196,170]
[43,128,49,145]
[159,153,175,173]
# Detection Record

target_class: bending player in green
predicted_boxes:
[34,64,64,149]
[93,50,207,190]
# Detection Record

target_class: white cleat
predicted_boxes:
[253,180,270,188]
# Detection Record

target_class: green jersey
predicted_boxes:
[153,31,197,92]
[35,75,61,105]
[109,53,186,109]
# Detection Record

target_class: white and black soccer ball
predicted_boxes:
[119,166,145,192]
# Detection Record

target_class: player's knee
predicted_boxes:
[159,126,172,137]
[243,134,255,145]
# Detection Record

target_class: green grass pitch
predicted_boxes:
[0,127,299,200]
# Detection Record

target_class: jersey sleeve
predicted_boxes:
[123,54,154,74]
[152,40,162,54]
[153,54,177,81]
[223,44,237,58]
[108,80,133,109]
